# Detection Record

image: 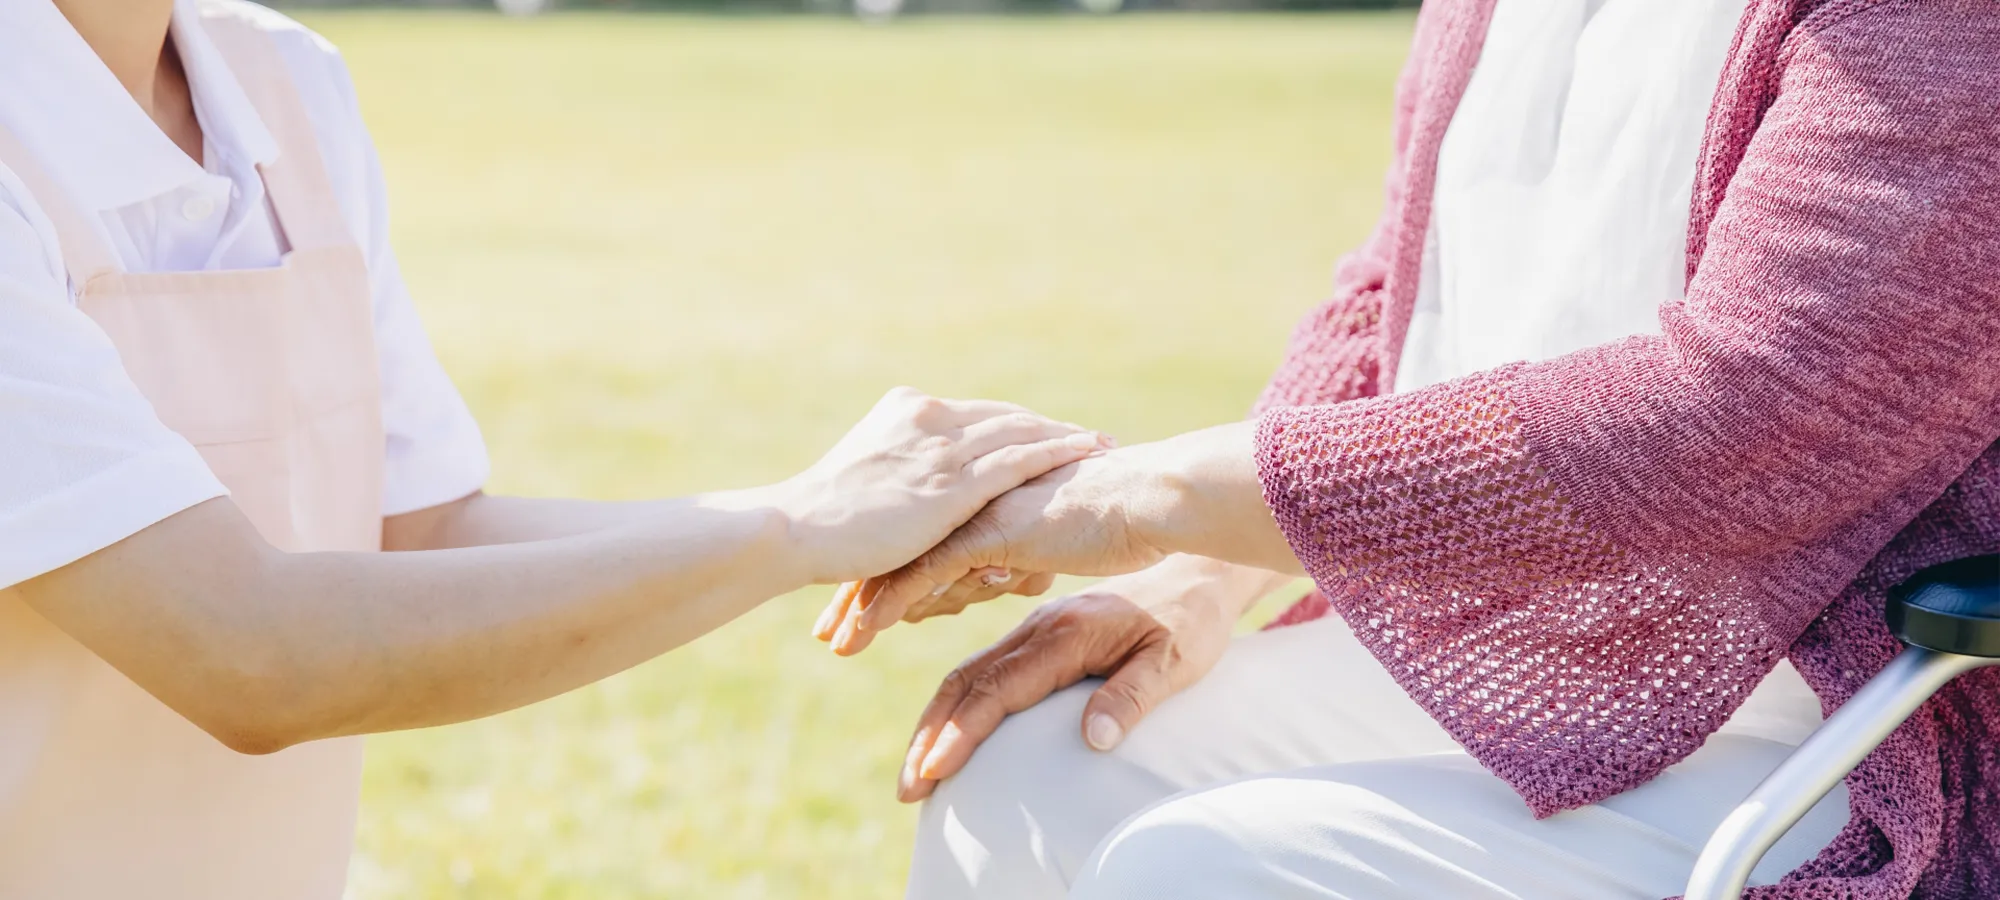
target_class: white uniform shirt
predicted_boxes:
[0,0,488,588]
[1395,0,1748,393]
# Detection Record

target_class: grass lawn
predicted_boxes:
[297,11,1411,898]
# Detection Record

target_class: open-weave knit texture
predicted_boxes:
[1251,1,2000,897]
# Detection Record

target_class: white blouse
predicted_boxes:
[1395,0,1749,393]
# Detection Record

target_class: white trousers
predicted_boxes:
[905,616,1849,900]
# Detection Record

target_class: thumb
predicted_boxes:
[1080,640,1173,752]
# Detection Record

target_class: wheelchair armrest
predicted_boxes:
[1683,555,2000,900]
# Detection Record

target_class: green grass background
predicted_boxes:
[300,12,1411,898]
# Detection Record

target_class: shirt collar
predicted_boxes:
[0,0,279,215]
[172,0,280,177]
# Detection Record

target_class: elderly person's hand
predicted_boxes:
[770,386,1113,585]
[892,555,1290,803]
[818,421,1302,655]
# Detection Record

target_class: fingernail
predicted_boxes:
[980,569,1011,587]
[861,601,893,634]
[1098,434,1119,449]
[1063,432,1099,451]
[919,722,963,780]
[930,583,949,597]
[1085,714,1124,751]
[813,604,837,637]
[900,731,929,790]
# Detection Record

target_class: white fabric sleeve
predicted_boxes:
[0,167,227,590]
[291,36,491,517]
[364,194,492,517]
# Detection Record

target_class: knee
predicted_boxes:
[1072,770,1463,900]
[923,678,1097,834]
[907,682,1103,898]
[1070,778,1314,900]
[1068,802,1248,899]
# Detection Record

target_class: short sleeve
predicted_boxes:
[0,168,227,589]
[272,27,491,516]
[368,240,491,516]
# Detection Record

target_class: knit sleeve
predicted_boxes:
[1257,0,2000,817]
[1251,275,1388,412]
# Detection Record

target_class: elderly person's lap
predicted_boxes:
[907,617,1847,900]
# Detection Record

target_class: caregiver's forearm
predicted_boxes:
[1131,421,1306,577]
[19,493,806,755]
[383,491,686,551]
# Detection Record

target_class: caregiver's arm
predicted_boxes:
[384,492,710,550]
[18,389,1107,755]
[379,413,1107,551]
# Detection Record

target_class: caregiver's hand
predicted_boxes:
[894,555,1290,802]
[766,386,1113,585]
[828,421,1302,655]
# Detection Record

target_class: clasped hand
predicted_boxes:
[766,386,1119,586]
[812,443,1182,656]
[812,419,1285,656]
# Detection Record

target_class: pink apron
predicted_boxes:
[0,16,382,899]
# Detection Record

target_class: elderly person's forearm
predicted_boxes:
[1121,422,1306,577]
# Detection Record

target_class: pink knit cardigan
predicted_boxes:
[1252,1,2000,898]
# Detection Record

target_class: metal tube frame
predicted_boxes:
[1682,647,1997,900]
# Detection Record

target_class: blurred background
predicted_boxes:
[290,0,1416,19]
[286,5,1412,898]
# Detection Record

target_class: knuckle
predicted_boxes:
[862,598,904,627]
[999,411,1043,433]
[966,519,1010,557]
[1011,438,1056,460]
[910,395,949,422]
[962,671,1009,706]
[907,550,947,581]
[1044,607,1088,633]
[1098,679,1153,716]
[880,592,916,621]
[939,667,974,696]
[974,445,1024,474]
[1014,444,1063,472]
[978,651,1036,687]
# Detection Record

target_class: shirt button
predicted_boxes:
[181,195,217,222]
